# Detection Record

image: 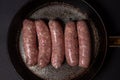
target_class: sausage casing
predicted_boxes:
[22,19,38,66]
[49,20,65,69]
[65,21,79,66]
[77,20,91,68]
[35,20,51,68]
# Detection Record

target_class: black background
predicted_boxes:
[0,0,120,80]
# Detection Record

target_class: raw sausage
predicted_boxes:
[77,20,91,68]
[22,19,38,66]
[65,21,79,66]
[35,20,51,68]
[48,20,64,69]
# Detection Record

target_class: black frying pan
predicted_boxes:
[7,0,120,80]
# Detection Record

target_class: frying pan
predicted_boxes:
[7,0,120,80]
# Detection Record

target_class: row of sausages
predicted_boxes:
[22,19,91,69]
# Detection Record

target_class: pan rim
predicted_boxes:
[7,0,107,80]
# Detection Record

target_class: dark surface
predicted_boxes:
[0,0,120,80]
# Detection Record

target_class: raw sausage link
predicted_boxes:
[77,20,91,68]
[35,20,51,68]
[22,19,38,66]
[49,20,65,69]
[65,21,79,66]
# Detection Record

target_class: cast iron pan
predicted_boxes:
[7,0,113,80]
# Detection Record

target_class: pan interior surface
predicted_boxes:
[19,3,99,80]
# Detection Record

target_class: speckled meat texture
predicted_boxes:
[77,20,91,68]
[35,20,51,68]
[48,20,65,69]
[22,19,38,66]
[65,21,79,66]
